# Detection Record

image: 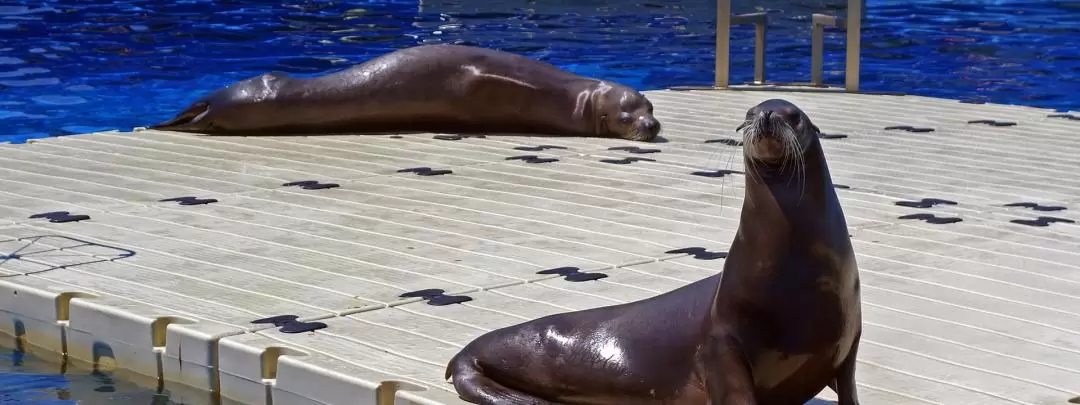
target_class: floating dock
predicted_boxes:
[1,89,1078,405]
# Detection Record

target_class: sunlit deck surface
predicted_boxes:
[1,89,1078,405]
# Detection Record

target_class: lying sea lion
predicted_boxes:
[150,44,662,141]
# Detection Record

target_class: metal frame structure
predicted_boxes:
[714,0,864,92]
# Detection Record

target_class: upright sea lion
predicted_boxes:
[444,98,862,405]
[149,44,662,141]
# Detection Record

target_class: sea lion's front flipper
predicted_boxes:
[149,101,211,132]
[445,351,563,405]
[701,333,758,405]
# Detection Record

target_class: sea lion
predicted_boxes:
[444,98,861,405]
[149,44,662,141]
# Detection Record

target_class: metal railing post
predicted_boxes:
[715,3,769,88]
[755,19,767,84]
[810,14,843,87]
[845,0,864,92]
[809,0,864,91]
[732,13,769,85]
[715,0,732,88]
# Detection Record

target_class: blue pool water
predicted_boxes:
[1,0,1079,144]
[0,343,178,404]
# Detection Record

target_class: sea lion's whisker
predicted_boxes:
[720,141,739,218]
[792,132,807,204]
[774,120,798,191]
[739,123,760,181]
[704,136,731,218]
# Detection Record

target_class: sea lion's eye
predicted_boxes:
[619,112,632,123]
[786,115,801,128]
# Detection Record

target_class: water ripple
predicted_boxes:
[31,95,87,105]
[0,67,49,78]
[0,77,61,87]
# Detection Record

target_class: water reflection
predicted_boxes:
[0,341,180,405]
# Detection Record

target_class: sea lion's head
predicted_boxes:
[149,72,288,133]
[592,82,662,142]
[737,99,819,165]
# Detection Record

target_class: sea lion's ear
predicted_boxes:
[735,121,748,132]
[810,123,820,134]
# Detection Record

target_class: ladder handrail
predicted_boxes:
[714,0,864,92]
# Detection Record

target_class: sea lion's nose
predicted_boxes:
[754,110,779,137]
[642,118,660,133]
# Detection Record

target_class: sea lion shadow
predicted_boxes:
[193,130,433,137]
[192,131,670,143]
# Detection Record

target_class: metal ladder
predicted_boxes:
[713,0,865,92]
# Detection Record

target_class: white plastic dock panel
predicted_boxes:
[1,88,1078,405]
[218,331,462,405]
[0,276,69,356]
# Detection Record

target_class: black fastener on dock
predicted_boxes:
[251,315,328,334]
[884,125,935,133]
[282,180,340,190]
[897,213,963,224]
[691,169,742,178]
[537,266,609,282]
[399,288,473,305]
[1010,216,1075,227]
[967,119,1017,127]
[665,247,728,260]
[159,196,219,205]
[513,145,568,151]
[29,211,90,223]
[505,155,560,164]
[1003,202,1066,212]
[608,146,661,154]
[397,167,454,176]
[894,198,958,209]
[599,157,656,165]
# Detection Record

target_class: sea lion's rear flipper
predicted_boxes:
[445,353,563,405]
[148,101,211,132]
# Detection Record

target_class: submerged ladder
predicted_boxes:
[713,0,865,91]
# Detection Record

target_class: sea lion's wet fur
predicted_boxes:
[446,274,720,405]
[701,99,861,405]
[445,98,862,405]
[150,44,661,141]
